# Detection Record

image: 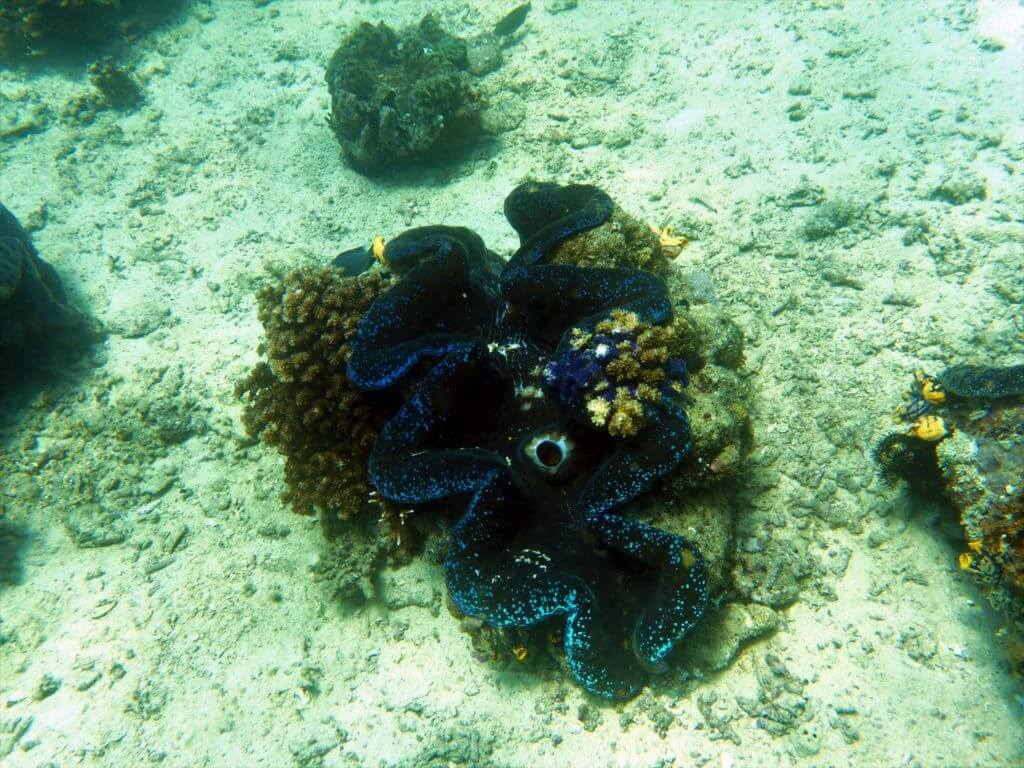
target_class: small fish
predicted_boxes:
[494,2,530,38]
[331,244,374,276]
[688,196,718,213]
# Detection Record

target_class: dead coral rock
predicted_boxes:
[734,534,814,608]
[311,518,387,603]
[236,267,389,519]
[88,56,144,110]
[686,304,746,371]
[380,563,442,614]
[681,602,780,672]
[62,503,127,548]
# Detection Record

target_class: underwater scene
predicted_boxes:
[0,0,1022,766]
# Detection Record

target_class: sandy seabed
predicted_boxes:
[1,1,1022,766]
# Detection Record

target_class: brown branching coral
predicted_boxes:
[236,268,389,519]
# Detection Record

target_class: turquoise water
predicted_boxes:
[1,1,1022,766]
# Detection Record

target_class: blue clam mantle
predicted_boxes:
[347,182,708,698]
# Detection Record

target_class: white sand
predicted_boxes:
[1,1,1022,766]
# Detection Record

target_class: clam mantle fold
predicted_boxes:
[346,182,708,698]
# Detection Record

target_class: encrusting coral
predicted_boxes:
[235,268,389,519]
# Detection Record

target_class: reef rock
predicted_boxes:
[937,396,1023,672]
[0,202,98,379]
[0,0,179,63]
[877,364,1024,673]
[325,15,483,175]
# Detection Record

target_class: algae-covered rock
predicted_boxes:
[545,204,670,275]
[465,34,502,76]
[930,167,986,205]
[311,516,387,603]
[88,56,143,110]
[681,602,780,672]
[325,16,482,175]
